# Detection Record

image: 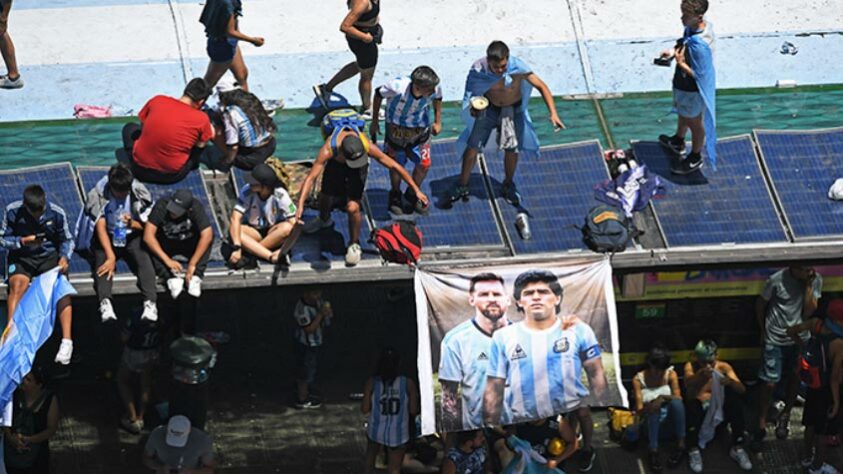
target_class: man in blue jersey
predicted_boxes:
[370,66,443,215]
[439,272,511,431]
[483,269,607,424]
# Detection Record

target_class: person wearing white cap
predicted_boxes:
[143,415,215,473]
[296,127,429,266]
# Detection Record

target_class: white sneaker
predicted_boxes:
[345,243,362,266]
[100,299,117,322]
[303,216,333,234]
[688,448,703,473]
[809,463,841,474]
[54,339,73,365]
[187,276,202,298]
[167,277,184,299]
[0,75,24,89]
[729,446,752,471]
[141,300,158,322]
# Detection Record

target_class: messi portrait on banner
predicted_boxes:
[415,258,625,433]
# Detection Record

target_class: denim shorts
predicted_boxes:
[295,344,320,384]
[465,103,525,152]
[207,37,238,63]
[758,343,799,383]
[673,88,705,119]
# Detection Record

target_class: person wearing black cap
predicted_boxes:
[144,189,214,299]
[296,129,429,266]
[229,162,297,266]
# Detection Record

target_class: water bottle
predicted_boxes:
[113,210,128,248]
[515,212,532,240]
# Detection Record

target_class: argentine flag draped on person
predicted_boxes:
[457,56,540,158]
[684,21,717,169]
[0,267,76,411]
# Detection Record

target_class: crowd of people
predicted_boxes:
[9,0,836,472]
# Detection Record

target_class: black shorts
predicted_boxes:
[321,159,368,202]
[802,386,841,435]
[8,251,59,280]
[234,136,277,170]
[346,25,381,70]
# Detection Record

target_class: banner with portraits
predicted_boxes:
[415,257,626,435]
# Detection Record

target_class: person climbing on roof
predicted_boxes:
[370,66,442,215]
[656,0,717,175]
[449,40,565,207]
[295,109,429,267]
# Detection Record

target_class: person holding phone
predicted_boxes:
[0,185,75,364]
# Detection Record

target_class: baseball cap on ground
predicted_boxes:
[341,136,368,168]
[166,415,191,447]
[166,189,194,218]
[245,163,279,187]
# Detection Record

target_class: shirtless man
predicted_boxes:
[449,41,565,206]
[683,340,752,473]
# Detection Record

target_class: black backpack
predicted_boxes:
[581,205,635,253]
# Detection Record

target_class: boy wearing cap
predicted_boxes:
[683,340,751,473]
[143,415,215,472]
[786,300,843,474]
[370,66,443,214]
[297,129,429,266]
[144,189,214,299]
[228,162,297,267]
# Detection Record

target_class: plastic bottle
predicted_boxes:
[113,208,128,248]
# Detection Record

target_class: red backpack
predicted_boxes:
[371,221,423,265]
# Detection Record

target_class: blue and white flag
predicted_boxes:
[0,267,76,408]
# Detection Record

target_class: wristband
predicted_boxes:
[231,244,242,251]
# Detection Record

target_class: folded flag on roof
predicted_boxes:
[594,164,665,218]
[0,268,76,409]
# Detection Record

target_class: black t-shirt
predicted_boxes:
[515,417,559,457]
[148,198,210,242]
[672,33,701,92]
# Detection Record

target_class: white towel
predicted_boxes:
[497,106,519,151]
[698,371,725,449]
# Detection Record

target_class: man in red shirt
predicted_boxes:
[121,78,214,184]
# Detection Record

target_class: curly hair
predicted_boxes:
[219,89,277,137]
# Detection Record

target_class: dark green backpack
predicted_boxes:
[581,205,634,253]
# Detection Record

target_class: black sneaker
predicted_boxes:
[658,134,686,155]
[403,188,428,215]
[312,83,331,109]
[667,448,684,468]
[501,181,522,206]
[576,448,596,472]
[670,152,704,175]
[749,429,766,452]
[295,397,322,409]
[388,189,403,214]
[649,451,663,473]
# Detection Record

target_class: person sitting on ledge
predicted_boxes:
[121,78,214,184]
